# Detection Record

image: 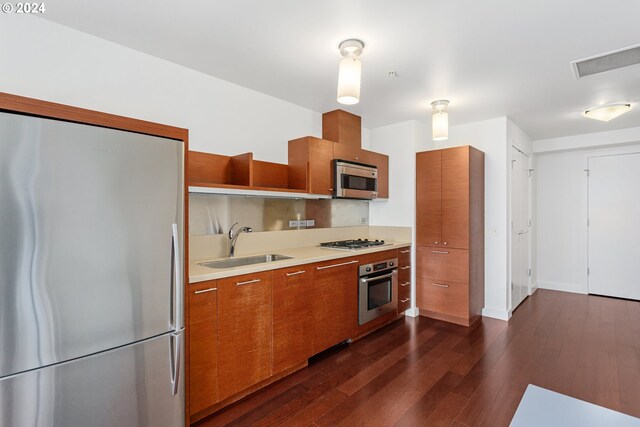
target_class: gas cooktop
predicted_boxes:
[319,238,387,250]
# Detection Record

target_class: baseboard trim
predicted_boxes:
[404,307,419,318]
[538,281,586,294]
[481,307,511,321]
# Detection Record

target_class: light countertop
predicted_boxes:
[189,240,411,283]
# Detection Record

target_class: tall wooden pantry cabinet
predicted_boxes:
[415,146,485,326]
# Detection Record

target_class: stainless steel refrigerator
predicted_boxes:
[0,111,185,426]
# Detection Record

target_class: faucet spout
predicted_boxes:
[228,223,252,257]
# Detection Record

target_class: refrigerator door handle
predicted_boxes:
[170,331,183,396]
[171,223,183,331]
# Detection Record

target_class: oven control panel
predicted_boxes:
[359,258,398,276]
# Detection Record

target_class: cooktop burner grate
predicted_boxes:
[319,238,386,250]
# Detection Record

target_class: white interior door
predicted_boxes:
[511,146,531,310]
[588,152,640,300]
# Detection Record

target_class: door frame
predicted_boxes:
[508,144,532,313]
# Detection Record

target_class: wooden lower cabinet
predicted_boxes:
[416,245,482,326]
[188,251,410,420]
[311,257,359,354]
[188,281,219,416]
[217,271,273,401]
[272,266,313,374]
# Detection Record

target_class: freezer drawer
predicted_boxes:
[0,332,184,427]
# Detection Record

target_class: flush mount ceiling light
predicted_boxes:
[582,103,632,122]
[431,100,449,141]
[337,39,364,105]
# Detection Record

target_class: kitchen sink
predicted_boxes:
[198,254,293,269]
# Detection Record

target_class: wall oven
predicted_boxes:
[334,160,378,199]
[358,258,398,325]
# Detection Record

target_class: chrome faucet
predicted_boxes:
[228,222,252,257]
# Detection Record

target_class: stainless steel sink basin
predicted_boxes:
[198,254,293,269]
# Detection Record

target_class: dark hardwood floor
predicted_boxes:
[195,289,640,426]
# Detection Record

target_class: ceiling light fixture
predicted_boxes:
[337,39,364,105]
[431,100,449,141]
[582,103,632,122]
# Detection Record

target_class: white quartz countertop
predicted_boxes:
[189,240,411,283]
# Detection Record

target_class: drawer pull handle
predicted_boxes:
[432,283,449,288]
[400,266,410,270]
[432,250,449,254]
[194,287,217,294]
[400,249,411,254]
[400,282,410,287]
[286,270,306,276]
[236,279,261,286]
[316,260,359,270]
[400,298,411,303]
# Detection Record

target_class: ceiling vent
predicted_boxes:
[571,44,640,78]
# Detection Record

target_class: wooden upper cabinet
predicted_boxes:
[272,266,313,374]
[311,258,359,354]
[442,147,470,249]
[322,109,361,148]
[216,271,272,400]
[288,137,334,195]
[416,150,442,246]
[188,281,219,417]
[360,149,389,199]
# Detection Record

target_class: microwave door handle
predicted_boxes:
[360,271,396,283]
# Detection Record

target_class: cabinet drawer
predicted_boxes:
[398,265,411,284]
[417,247,469,283]
[417,277,469,319]
[398,280,411,301]
[398,247,411,266]
[398,295,411,313]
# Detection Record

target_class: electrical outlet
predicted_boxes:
[306,219,315,227]
[289,220,300,227]
[360,217,366,224]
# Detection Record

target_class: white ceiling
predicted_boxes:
[41,0,640,140]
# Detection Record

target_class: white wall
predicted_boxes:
[367,120,417,227]
[536,143,640,294]
[1,16,323,163]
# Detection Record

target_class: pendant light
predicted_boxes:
[337,39,364,105]
[431,100,449,141]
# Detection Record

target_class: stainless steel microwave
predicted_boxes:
[334,160,378,199]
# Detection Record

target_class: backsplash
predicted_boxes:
[189,194,369,236]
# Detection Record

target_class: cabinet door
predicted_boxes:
[217,272,272,400]
[442,147,470,249]
[416,150,442,246]
[360,149,389,198]
[311,258,359,354]
[272,267,313,374]
[188,281,219,416]
[308,139,335,195]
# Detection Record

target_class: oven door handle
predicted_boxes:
[360,270,397,283]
